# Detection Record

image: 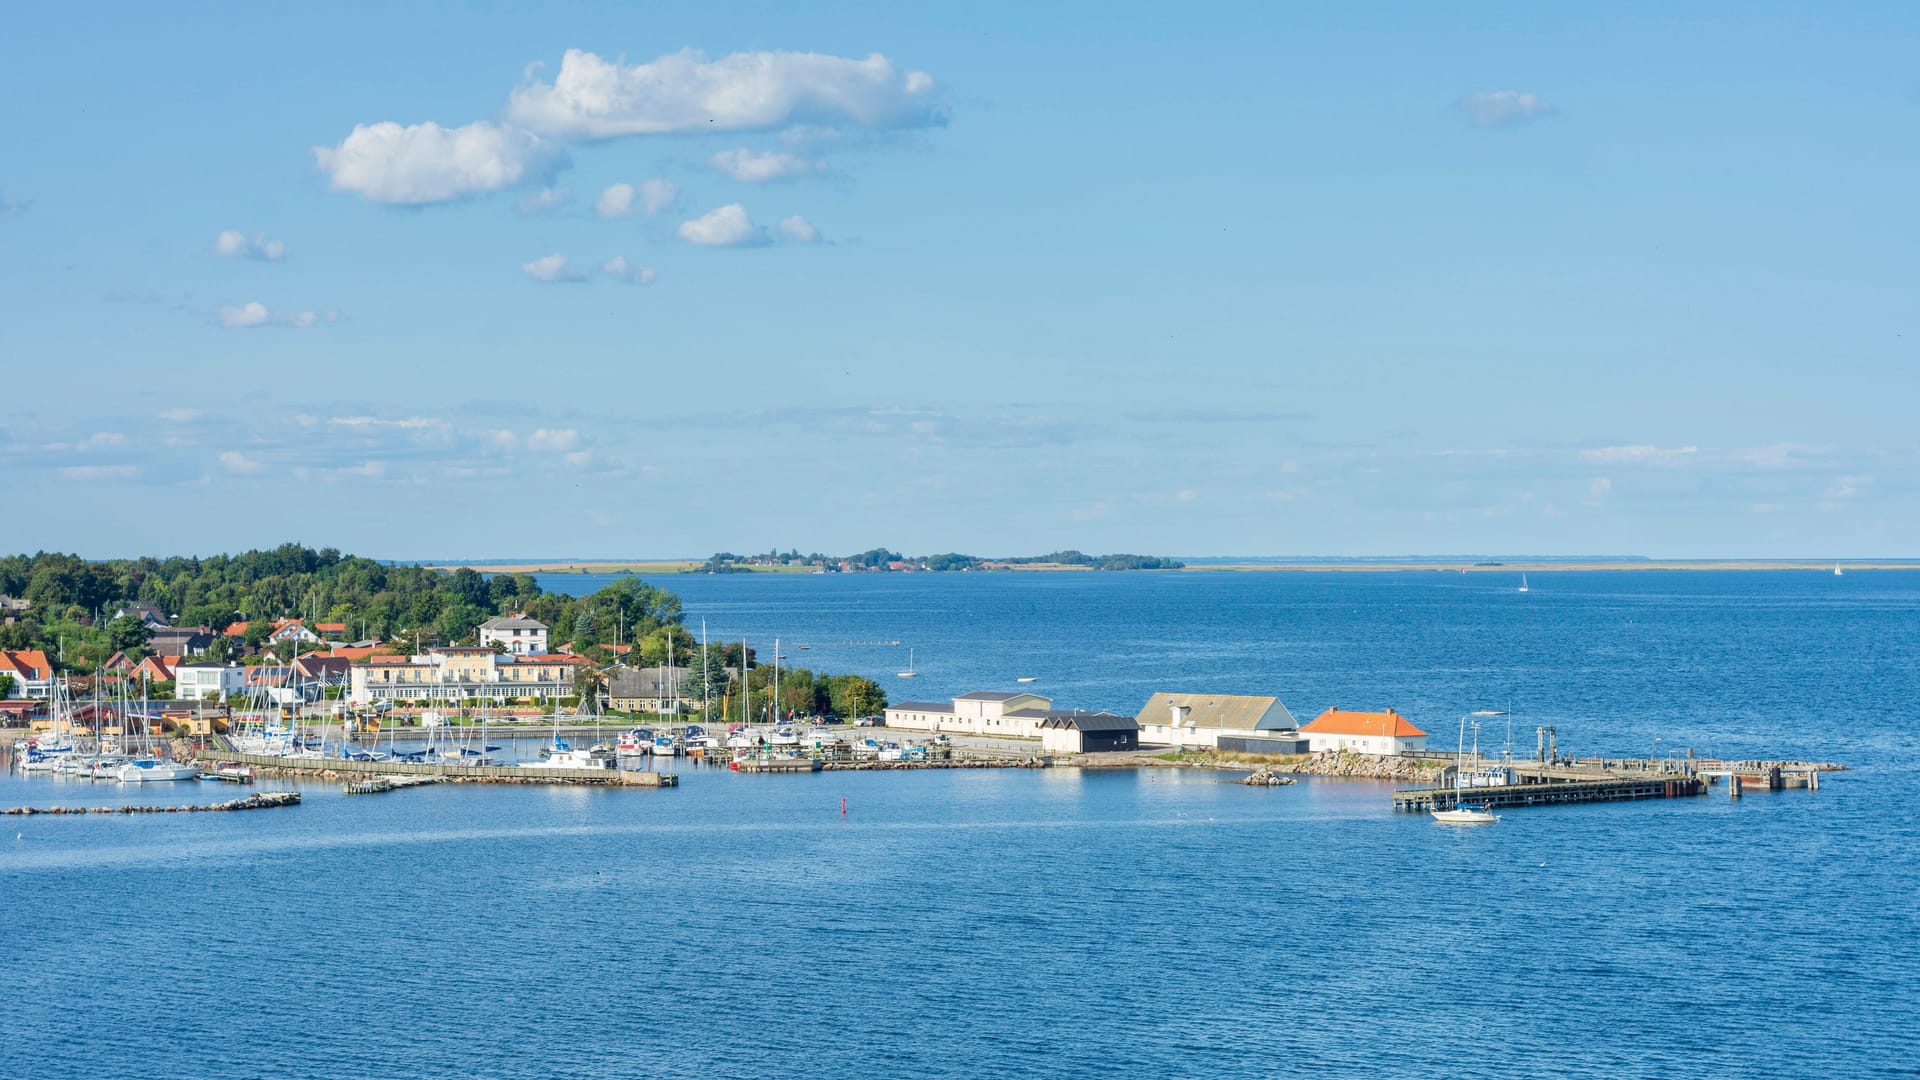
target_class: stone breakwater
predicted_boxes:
[4,791,302,815]
[1168,751,1447,783]
[823,758,1050,771]
[1240,767,1297,786]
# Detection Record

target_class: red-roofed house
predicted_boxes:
[134,655,182,683]
[224,621,251,638]
[1301,708,1429,755]
[315,621,348,639]
[267,619,321,645]
[0,649,55,699]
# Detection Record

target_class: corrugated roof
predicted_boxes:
[1135,692,1295,731]
[955,691,1028,701]
[888,701,955,713]
[1301,708,1427,738]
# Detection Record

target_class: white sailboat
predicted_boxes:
[1833,563,1844,577]
[897,648,918,678]
[1518,574,1530,593]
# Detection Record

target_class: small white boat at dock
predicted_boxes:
[1431,804,1499,824]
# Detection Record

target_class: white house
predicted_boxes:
[478,614,548,655]
[348,647,586,704]
[1300,708,1429,755]
[1135,692,1300,750]
[887,691,1057,738]
[173,663,251,702]
[0,649,56,699]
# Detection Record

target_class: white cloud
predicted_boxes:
[1578,444,1697,465]
[57,464,138,481]
[329,415,440,431]
[213,230,287,260]
[594,183,635,218]
[1458,91,1554,128]
[313,120,562,205]
[601,256,657,285]
[677,204,768,247]
[1588,476,1612,499]
[521,253,587,283]
[527,428,579,452]
[517,186,571,213]
[710,148,821,182]
[777,214,821,243]
[563,450,594,468]
[214,302,342,329]
[508,48,944,139]
[78,431,127,451]
[640,179,678,215]
[1825,474,1873,500]
[159,408,201,423]
[219,450,265,473]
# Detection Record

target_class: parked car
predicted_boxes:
[855,716,882,727]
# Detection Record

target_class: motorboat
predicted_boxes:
[770,728,800,747]
[650,734,681,757]
[209,763,255,783]
[117,758,201,783]
[1431,803,1499,824]
[517,747,608,770]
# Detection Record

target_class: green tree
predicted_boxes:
[826,675,888,719]
[0,673,13,698]
[106,615,152,656]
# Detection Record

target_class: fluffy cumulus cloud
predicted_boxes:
[521,253,588,282]
[214,302,343,328]
[639,179,678,215]
[710,148,821,182]
[313,120,563,204]
[601,256,657,285]
[777,214,821,243]
[219,450,265,474]
[594,182,636,218]
[677,203,768,247]
[213,230,287,260]
[1457,90,1555,127]
[507,48,943,138]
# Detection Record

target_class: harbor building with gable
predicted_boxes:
[1135,692,1306,752]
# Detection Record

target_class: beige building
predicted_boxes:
[1135,692,1301,750]
[349,647,587,704]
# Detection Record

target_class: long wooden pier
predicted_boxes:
[195,750,676,787]
[1393,775,1704,813]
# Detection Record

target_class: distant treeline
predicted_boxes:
[700,548,1184,573]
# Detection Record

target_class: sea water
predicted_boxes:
[3,570,1916,1077]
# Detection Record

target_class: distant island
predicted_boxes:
[695,549,1186,574]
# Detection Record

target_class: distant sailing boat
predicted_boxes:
[1518,574,1529,593]
[897,648,918,678]
[1834,563,1844,577]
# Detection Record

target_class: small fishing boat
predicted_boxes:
[208,763,255,783]
[1015,676,1038,683]
[1431,803,1499,824]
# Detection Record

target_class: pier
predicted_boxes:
[195,750,678,787]
[1394,775,1703,813]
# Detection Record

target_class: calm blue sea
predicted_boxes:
[5,570,1917,1078]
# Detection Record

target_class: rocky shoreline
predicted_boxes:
[1161,750,1448,784]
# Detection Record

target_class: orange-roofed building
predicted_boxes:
[134,655,182,683]
[224,621,251,638]
[1301,708,1429,755]
[0,649,56,698]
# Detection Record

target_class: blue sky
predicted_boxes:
[2,2,1915,559]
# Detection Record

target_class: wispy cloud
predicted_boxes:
[214,302,344,328]
[1457,90,1554,128]
[711,148,823,182]
[777,215,821,243]
[1578,444,1697,465]
[57,464,138,481]
[218,450,265,474]
[600,256,657,285]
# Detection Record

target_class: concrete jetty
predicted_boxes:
[4,791,302,815]
[195,750,677,787]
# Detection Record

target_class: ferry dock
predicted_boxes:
[1392,757,1837,813]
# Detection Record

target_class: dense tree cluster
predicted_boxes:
[0,545,679,672]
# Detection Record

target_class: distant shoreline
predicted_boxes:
[429,559,1913,575]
